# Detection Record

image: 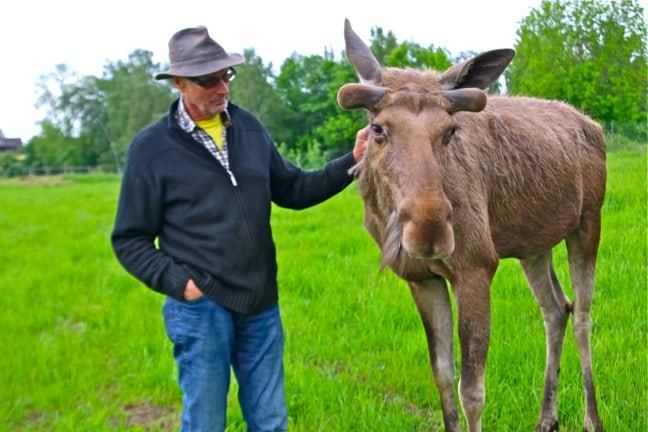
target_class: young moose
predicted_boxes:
[337,19,605,432]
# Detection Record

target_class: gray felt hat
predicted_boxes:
[154,26,245,80]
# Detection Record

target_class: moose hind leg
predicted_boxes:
[520,251,571,432]
[409,278,462,432]
[566,226,604,432]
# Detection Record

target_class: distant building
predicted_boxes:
[0,138,23,153]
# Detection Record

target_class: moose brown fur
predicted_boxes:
[337,19,606,432]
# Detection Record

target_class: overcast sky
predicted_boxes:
[2,0,643,141]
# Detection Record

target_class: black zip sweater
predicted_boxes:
[111,100,356,314]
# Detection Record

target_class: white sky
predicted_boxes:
[2,0,643,141]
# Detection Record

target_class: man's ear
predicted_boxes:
[172,76,184,90]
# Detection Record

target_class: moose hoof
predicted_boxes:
[534,418,559,432]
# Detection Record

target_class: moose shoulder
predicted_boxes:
[338,19,605,432]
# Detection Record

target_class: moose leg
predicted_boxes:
[520,251,571,432]
[566,223,603,432]
[409,277,462,432]
[453,271,493,432]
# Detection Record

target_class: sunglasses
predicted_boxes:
[187,68,236,89]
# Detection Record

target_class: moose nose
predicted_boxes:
[399,198,455,260]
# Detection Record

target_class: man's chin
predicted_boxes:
[213,100,228,113]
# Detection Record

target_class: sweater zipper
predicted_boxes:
[228,170,238,186]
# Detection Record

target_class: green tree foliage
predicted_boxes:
[385,41,452,70]
[35,64,85,137]
[24,121,71,167]
[274,49,357,157]
[230,49,290,144]
[369,26,452,71]
[32,65,106,168]
[31,51,174,171]
[100,50,176,169]
[508,0,647,125]
[369,27,400,65]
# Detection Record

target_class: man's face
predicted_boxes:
[174,68,235,120]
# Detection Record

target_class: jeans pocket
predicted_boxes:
[163,297,195,371]
[163,296,214,345]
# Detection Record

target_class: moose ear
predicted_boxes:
[344,19,383,84]
[439,49,515,90]
[337,83,389,111]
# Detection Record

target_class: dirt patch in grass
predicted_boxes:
[119,401,179,431]
[0,175,74,187]
[19,402,178,430]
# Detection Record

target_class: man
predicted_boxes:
[111,26,368,431]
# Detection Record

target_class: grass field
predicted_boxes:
[0,150,646,431]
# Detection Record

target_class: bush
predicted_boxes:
[604,121,647,152]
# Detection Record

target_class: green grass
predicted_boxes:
[0,151,645,431]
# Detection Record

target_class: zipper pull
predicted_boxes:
[229,170,238,186]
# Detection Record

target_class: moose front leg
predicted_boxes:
[454,270,494,432]
[409,277,462,432]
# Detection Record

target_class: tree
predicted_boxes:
[34,65,107,168]
[230,49,290,144]
[384,41,452,70]
[23,121,70,168]
[33,50,175,171]
[369,27,400,65]
[100,50,176,168]
[507,0,647,125]
[275,49,360,157]
[35,64,86,137]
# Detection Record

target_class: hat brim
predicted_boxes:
[154,53,245,80]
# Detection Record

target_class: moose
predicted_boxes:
[337,19,606,432]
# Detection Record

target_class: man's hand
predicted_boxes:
[183,278,204,301]
[353,124,370,163]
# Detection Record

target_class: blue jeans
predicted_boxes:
[163,297,288,432]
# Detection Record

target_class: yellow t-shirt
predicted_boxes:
[195,115,224,150]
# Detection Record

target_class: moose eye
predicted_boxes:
[443,126,457,145]
[370,123,387,144]
[371,123,384,134]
